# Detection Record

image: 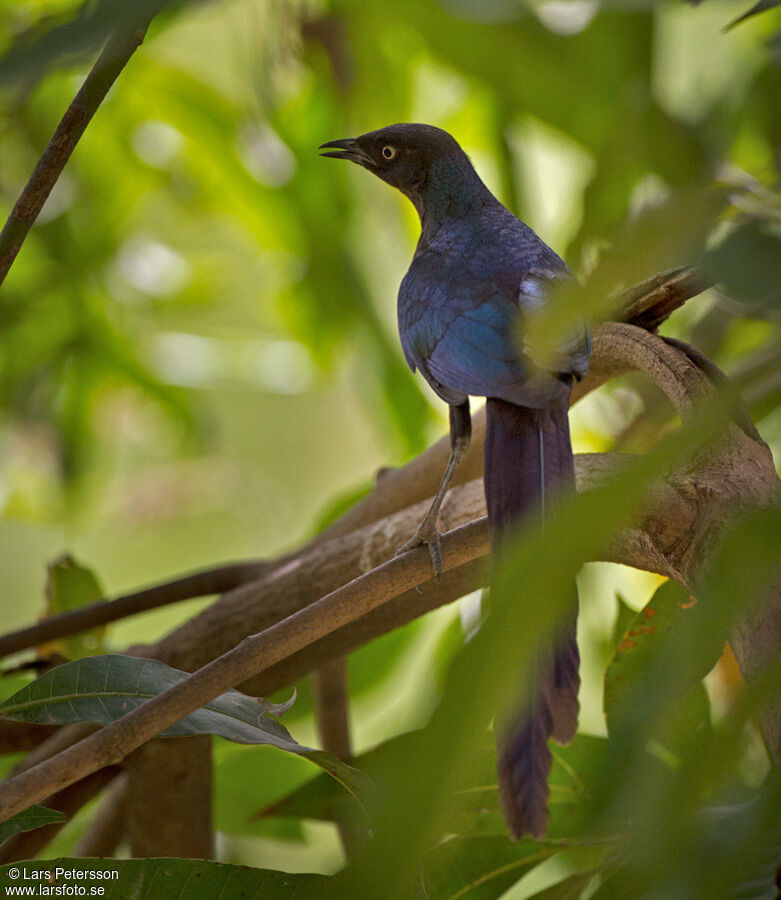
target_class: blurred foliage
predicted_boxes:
[0,0,780,894]
[40,553,106,660]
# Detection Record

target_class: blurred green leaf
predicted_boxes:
[591,505,781,899]
[43,554,105,660]
[610,593,637,648]
[418,835,556,900]
[0,0,177,88]
[0,804,65,842]
[213,742,309,841]
[309,396,738,898]
[524,872,595,899]
[703,218,781,312]
[724,0,781,30]
[525,186,726,364]
[257,729,609,842]
[603,579,717,745]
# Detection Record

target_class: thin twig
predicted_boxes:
[0,25,151,285]
[0,561,267,661]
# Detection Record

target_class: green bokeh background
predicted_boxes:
[0,0,779,890]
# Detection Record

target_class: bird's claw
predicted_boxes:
[396,523,443,585]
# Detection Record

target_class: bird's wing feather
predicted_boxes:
[399,245,588,407]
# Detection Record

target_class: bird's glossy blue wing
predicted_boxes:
[397,217,589,407]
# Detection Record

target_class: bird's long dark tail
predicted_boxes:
[484,397,579,840]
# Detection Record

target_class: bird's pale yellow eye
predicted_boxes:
[381,145,397,160]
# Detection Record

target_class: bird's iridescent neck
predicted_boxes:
[414,154,497,236]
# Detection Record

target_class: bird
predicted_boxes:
[319,123,590,840]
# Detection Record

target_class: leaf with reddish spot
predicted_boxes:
[604,580,715,750]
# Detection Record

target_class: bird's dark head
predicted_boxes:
[319,123,490,220]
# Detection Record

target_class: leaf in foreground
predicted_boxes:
[258,729,610,843]
[0,655,367,802]
[603,579,717,748]
[418,836,555,900]
[0,805,65,843]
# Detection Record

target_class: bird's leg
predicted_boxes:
[397,400,471,581]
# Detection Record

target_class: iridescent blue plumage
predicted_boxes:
[398,200,588,408]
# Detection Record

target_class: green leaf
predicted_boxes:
[603,580,719,744]
[418,835,555,900]
[43,554,106,660]
[0,858,325,897]
[213,742,309,841]
[0,0,178,88]
[0,655,368,801]
[315,398,735,898]
[702,219,781,312]
[611,594,637,649]
[0,805,65,843]
[525,873,595,899]
[525,187,726,365]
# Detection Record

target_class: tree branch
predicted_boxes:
[314,659,352,762]
[0,561,268,661]
[0,520,489,823]
[0,721,57,756]
[618,266,713,332]
[125,737,212,859]
[139,321,729,681]
[314,658,357,858]
[0,24,151,285]
[0,768,119,863]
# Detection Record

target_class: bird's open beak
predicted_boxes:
[318,138,375,167]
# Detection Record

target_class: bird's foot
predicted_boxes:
[396,520,443,584]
